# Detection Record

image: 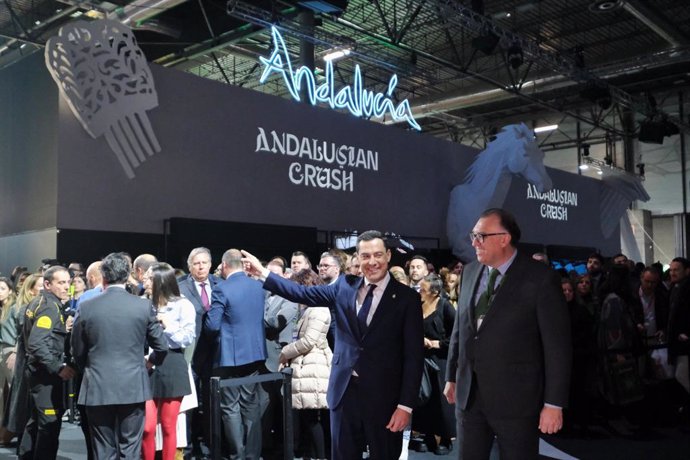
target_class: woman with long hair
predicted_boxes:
[598,265,645,432]
[142,263,195,460]
[280,268,332,460]
[2,274,42,441]
[563,277,597,435]
[0,277,16,442]
[67,275,87,312]
[412,274,456,455]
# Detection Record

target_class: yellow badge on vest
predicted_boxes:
[36,316,52,329]
[44,409,56,415]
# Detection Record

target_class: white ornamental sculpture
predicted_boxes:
[45,19,161,179]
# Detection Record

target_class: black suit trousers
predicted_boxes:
[86,403,145,460]
[462,376,539,460]
[330,377,402,460]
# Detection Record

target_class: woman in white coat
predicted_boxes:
[279,269,332,460]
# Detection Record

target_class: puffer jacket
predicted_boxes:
[279,306,332,409]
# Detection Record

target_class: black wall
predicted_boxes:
[0,53,59,235]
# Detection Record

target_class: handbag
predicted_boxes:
[418,357,440,406]
[606,357,644,406]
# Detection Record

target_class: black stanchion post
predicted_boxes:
[210,376,222,460]
[280,367,294,460]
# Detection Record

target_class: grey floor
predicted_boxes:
[0,422,89,460]
[0,422,688,459]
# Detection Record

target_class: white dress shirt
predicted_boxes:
[157,296,196,349]
[355,272,391,326]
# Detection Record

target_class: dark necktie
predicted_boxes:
[357,284,377,334]
[200,282,210,311]
[475,268,500,321]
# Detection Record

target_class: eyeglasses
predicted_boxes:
[317,264,336,270]
[469,232,508,244]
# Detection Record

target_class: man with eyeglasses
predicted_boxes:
[444,208,571,460]
[241,231,423,460]
[318,252,343,285]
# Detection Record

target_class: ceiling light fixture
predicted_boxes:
[323,48,351,62]
[534,124,558,133]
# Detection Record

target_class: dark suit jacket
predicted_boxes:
[264,293,299,372]
[205,272,267,368]
[178,274,220,369]
[72,286,168,406]
[263,272,424,416]
[446,252,571,419]
[668,278,690,359]
[633,286,670,336]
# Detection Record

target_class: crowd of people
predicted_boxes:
[0,215,687,460]
[552,252,690,438]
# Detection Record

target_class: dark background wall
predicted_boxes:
[505,168,618,253]
[55,63,474,240]
[0,53,58,235]
[0,53,619,272]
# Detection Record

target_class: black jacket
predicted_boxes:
[23,291,68,375]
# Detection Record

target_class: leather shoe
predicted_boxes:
[434,446,450,456]
[414,443,428,453]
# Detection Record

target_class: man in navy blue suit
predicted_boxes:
[205,249,267,460]
[243,230,424,460]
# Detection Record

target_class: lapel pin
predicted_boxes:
[392,294,396,299]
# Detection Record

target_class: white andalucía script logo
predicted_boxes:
[259,27,421,131]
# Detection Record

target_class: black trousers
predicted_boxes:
[185,367,211,458]
[86,402,145,460]
[18,371,64,460]
[330,377,402,460]
[461,377,539,460]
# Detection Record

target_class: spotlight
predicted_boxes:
[589,1,623,13]
[581,143,590,157]
[507,42,523,69]
[664,119,680,136]
[639,120,665,144]
[639,114,679,144]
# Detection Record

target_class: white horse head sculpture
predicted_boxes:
[447,123,553,261]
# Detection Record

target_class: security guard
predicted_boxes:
[18,265,76,460]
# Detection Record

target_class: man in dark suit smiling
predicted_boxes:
[444,208,571,460]
[242,230,424,460]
